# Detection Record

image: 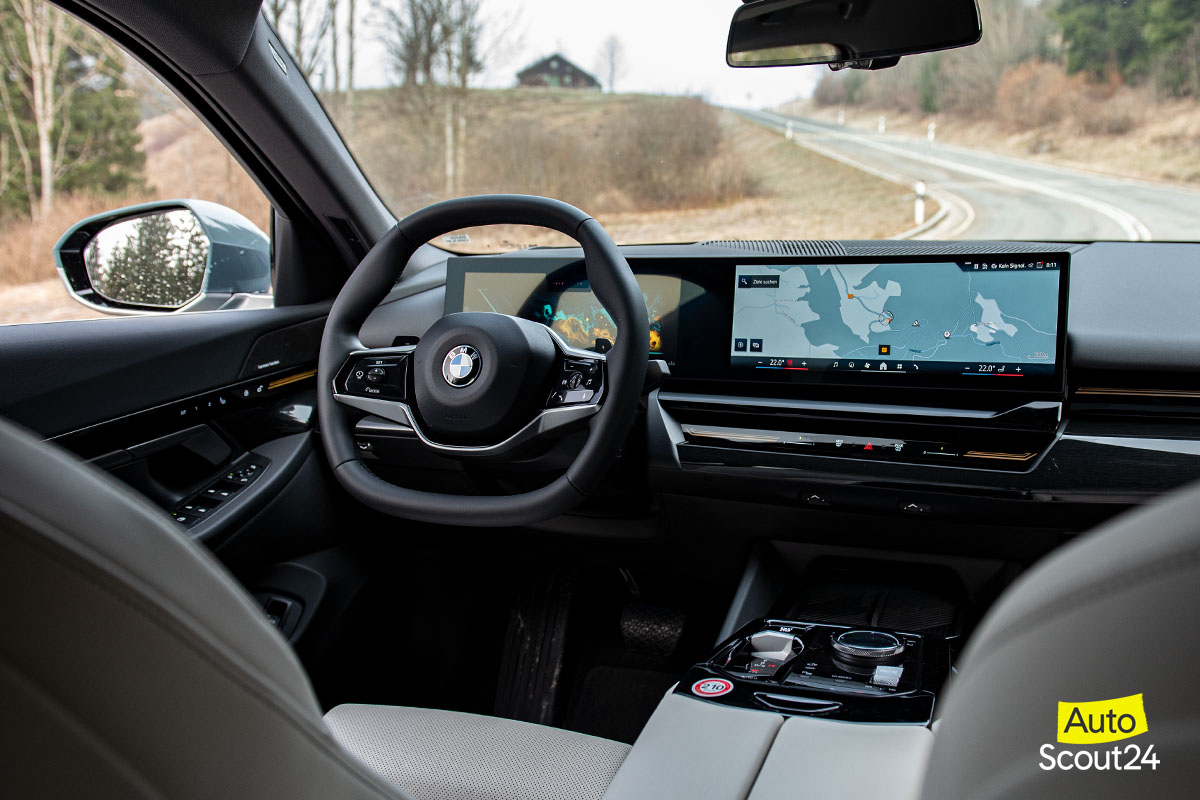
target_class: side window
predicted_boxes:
[0,0,271,325]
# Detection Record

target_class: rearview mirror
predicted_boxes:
[55,200,271,315]
[727,0,982,70]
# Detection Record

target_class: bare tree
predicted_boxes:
[345,0,357,124]
[0,137,12,199]
[596,34,627,94]
[263,0,333,78]
[382,0,449,88]
[380,0,483,192]
[0,0,120,219]
[329,0,341,90]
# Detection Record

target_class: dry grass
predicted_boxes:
[0,279,106,324]
[1,92,920,323]
[343,88,762,218]
[138,111,271,229]
[0,110,270,290]
[0,110,271,324]
[439,111,923,252]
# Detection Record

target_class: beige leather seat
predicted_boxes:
[919,480,1200,799]
[4,412,1200,800]
[0,419,627,800]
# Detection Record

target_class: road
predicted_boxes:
[739,109,1200,242]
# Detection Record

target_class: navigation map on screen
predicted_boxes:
[731,259,1062,379]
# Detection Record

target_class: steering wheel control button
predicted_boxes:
[342,355,408,400]
[551,359,604,406]
[442,344,481,387]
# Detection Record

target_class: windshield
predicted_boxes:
[294,0,1195,251]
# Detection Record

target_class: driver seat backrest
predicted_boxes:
[0,417,402,799]
[920,482,1200,799]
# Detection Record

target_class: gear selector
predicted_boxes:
[679,619,949,724]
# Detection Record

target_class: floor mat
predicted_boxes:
[493,571,575,726]
[563,665,678,744]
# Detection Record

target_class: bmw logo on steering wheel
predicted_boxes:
[441,344,481,387]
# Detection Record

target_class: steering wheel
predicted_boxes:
[316,195,649,527]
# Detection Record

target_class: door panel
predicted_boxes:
[0,304,332,547]
[0,304,328,437]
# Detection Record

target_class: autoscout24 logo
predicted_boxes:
[1039,693,1159,771]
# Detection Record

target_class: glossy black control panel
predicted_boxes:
[546,357,605,408]
[676,618,948,724]
[679,422,1049,471]
[340,353,409,401]
[171,453,269,529]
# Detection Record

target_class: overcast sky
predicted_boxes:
[352,0,824,108]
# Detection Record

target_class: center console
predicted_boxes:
[602,617,943,800]
[677,618,948,724]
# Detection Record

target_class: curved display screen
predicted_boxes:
[445,252,1069,395]
[445,259,690,360]
[730,258,1063,381]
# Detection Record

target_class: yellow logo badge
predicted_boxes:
[1057,694,1149,744]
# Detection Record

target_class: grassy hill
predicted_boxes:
[0,88,920,323]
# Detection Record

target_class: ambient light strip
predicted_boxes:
[963,451,1037,462]
[682,425,782,444]
[1076,387,1200,399]
[267,369,318,391]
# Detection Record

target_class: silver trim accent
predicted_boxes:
[333,327,605,457]
[355,415,415,437]
[659,392,1061,422]
[335,395,598,456]
[543,326,610,364]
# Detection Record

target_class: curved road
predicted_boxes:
[740,108,1200,242]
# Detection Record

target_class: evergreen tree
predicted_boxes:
[0,0,144,221]
[87,210,208,306]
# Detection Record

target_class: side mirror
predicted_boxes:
[54,199,271,315]
[727,0,982,71]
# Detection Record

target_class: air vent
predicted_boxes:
[697,240,847,257]
[1071,381,1200,424]
[843,240,1068,256]
[696,240,1070,258]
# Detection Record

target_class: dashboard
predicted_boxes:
[357,239,1200,542]
[446,252,1068,392]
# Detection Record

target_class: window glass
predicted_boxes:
[0,0,270,324]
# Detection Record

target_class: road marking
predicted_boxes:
[760,111,1152,242]
[735,109,976,240]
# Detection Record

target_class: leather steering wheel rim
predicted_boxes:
[316,194,649,528]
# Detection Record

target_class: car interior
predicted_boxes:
[2,1,1199,798]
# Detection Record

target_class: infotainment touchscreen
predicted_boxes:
[730,258,1064,381]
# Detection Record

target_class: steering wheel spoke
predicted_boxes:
[336,330,606,457]
[544,330,607,410]
[317,195,648,527]
[333,345,415,406]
